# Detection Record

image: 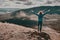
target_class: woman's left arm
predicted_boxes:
[43,10,50,16]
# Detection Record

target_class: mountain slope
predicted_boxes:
[0,22,60,40]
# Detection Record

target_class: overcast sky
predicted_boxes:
[0,0,60,8]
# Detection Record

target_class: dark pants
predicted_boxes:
[38,21,42,32]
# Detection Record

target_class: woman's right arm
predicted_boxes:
[32,11,39,16]
[31,10,39,16]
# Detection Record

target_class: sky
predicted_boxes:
[0,0,60,8]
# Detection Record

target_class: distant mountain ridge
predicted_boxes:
[0,6,60,21]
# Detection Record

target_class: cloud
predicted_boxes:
[0,0,60,8]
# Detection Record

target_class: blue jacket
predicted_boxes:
[38,14,44,21]
[33,11,48,22]
[34,13,44,22]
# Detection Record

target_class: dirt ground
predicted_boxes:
[0,22,60,40]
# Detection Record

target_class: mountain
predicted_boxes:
[0,22,60,40]
[0,6,60,21]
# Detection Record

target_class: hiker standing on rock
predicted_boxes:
[32,10,50,32]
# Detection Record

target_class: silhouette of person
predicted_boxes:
[38,12,43,32]
[34,11,44,32]
[32,10,50,32]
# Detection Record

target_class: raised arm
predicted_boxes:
[31,10,39,16]
[43,9,50,16]
[33,12,39,16]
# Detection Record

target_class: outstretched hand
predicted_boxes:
[31,10,39,16]
[43,9,51,16]
[44,9,50,13]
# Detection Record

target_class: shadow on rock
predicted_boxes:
[38,32,51,40]
[24,31,51,40]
